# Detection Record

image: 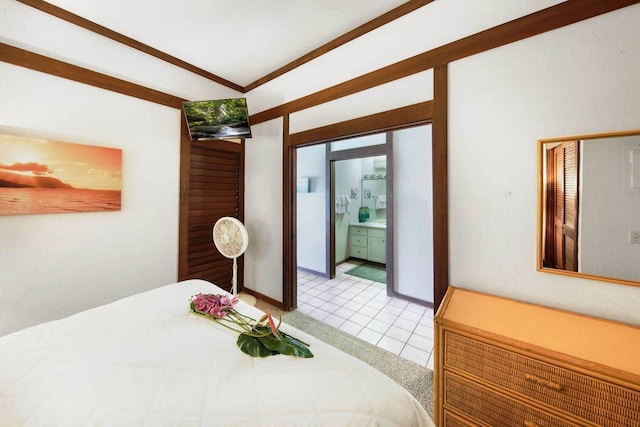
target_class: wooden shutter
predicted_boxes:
[562,141,579,272]
[179,135,244,292]
[545,140,579,272]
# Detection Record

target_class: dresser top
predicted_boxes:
[436,287,640,377]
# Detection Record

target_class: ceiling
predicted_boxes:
[43,0,410,90]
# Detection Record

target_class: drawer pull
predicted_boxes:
[524,373,564,391]
[524,421,539,427]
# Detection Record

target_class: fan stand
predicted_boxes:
[231,256,256,306]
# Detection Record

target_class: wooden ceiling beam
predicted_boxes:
[15,0,244,92]
[250,0,640,125]
[244,0,435,92]
[0,42,185,109]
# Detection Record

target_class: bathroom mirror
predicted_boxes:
[537,129,640,287]
[361,177,386,221]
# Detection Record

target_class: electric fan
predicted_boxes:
[212,216,256,305]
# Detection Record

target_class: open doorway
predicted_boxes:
[294,125,435,367]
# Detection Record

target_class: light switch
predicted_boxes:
[629,230,640,244]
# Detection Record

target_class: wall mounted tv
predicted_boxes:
[183,98,252,140]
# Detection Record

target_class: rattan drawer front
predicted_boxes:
[445,332,640,426]
[444,409,488,427]
[444,371,578,427]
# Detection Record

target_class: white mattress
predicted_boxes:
[0,279,434,426]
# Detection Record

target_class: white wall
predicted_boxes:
[248,0,562,114]
[394,126,433,302]
[334,158,362,263]
[0,0,240,101]
[4,0,639,332]
[0,3,240,335]
[243,119,284,301]
[448,5,640,325]
[245,3,640,326]
[0,63,181,335]
[296,144,327,274]
[580,136,640,282]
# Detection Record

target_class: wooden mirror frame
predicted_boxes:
[537,129,640,288]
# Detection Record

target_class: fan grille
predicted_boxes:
[213,217,248,259]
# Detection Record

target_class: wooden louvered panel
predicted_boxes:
[188,255,223,268]
[189,259,230,275]
[553,147,565,269]
[191,146,238,159]
[188,239,220,252]
[190,168,237,177]
[190,154,238,166]
[190,203,238,214]
[189,188,241,202]
[190,160,238,170]
[179,137,244,291]
[189,264,228,279]
[188,234,211,245]
[554,148,564,219]
[190,198,240,207]
[190,175,238,185]
[190,164,238,173]
[546,141,579,271]
[562,141,578,272]
[563,145,577,227]
[189,176,237,185]
[191,154,238,164]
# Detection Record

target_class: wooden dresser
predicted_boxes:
[434,287,640,426]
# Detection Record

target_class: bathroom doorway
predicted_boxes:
[293,125,436,366]
[295,132,393,290]
[330,137,392,293]
[296,125,434,305]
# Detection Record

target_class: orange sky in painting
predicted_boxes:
[0,134,122,191]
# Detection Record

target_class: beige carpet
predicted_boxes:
[256,301,434,417]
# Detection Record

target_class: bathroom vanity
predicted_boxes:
[349,222,386,264]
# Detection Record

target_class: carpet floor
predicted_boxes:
[281,309,434,417]
[345,263,387,284]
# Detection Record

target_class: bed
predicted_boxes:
[0,279,434,426]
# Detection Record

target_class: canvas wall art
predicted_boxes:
[0,134,122,216]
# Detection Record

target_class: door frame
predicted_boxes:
[326,137,393,295]
[282,95,448,311]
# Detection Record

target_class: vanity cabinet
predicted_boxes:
[367,228,386,263]
[349,225,386,264]
[434,287,640,427]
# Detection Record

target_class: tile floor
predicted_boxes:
[296,260,434,369]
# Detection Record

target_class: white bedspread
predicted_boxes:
[0,279,434,426]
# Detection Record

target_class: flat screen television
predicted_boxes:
[182,98,252,140]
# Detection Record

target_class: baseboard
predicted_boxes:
[391,291,434,309]
[296,266,328,277]
[241,287,284,310]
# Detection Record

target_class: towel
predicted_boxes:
[336,195,351,214]
[375,195,386,209]
[343,195,351,213]
[335,195,345,214]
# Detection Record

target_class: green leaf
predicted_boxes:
[258,333,314,358]
[237,334,277,357]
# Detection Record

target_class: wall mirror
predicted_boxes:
[537,129,640,287]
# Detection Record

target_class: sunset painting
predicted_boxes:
[0,134,122,215]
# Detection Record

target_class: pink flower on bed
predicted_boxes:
[191,293,238,319]
[192,295,210,312]
[189,292,312,358]
[267,310,282,340]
